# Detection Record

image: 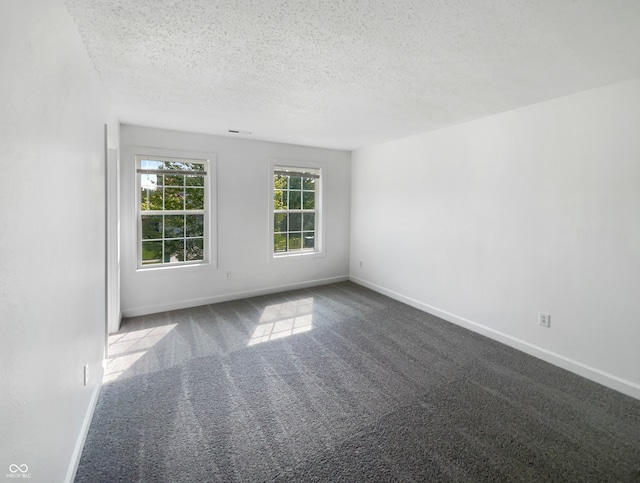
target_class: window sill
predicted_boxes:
[272,250,325,261]
[136,260,214,273]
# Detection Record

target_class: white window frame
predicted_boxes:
[136,153,211,270]
[270,162,324,259]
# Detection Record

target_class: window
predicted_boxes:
[273,166,320,255]
[137,154,208,267]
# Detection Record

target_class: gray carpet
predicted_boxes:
[76,282,640,482]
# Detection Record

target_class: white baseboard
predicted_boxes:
[122,275,350,318]
[65,362,104,483]
[350,276,640,401]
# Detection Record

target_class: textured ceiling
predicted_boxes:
[65,0,640,150]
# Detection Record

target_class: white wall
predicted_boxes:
[106,135,121,334]
[0,1,116,481]
[351,78,640,399]
[120,125,351,317]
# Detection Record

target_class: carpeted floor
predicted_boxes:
[76,282,640,482]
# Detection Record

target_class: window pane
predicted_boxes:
[164,188,184,210]
[274,213,287,233]
[185,215,204,237]
[274,189,286,210]
[289,190,301,209]
[164,175,183,186]
[274,174,288,190]
[164,239,184,263]
[142,241,162,265]
[149,187,163,210]
[185,187,204,209]
[288,233,302,250]
[141,173,158,190]
[303,177,315,190]
[303,232,315,249]
[186,238,204,261]
[164,215,184,238]
[186,175,204,187]
[289,177,301,189]
[182,162,205,172]
[140,188,149,210]
[303,191,315,210]
[302,213,315,231]
[141,187,163,210]
[141,215,163,240]
[274,234,287,252]
[163,161,191,171]
[141,159,163,170]
[289,213,301,231]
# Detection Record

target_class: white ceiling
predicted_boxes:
[65,0,640,150]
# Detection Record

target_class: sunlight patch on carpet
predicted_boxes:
[104,324,177,383]
[249,298,314,345]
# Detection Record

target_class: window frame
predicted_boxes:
[270,162,324,260]
[135,153,212,270]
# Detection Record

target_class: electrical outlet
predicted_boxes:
[225,271,231,280]
[83,364,89,386]
[538,312,551,328]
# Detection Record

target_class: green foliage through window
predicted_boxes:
[273,167,318,254]
[138,155,207,266]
